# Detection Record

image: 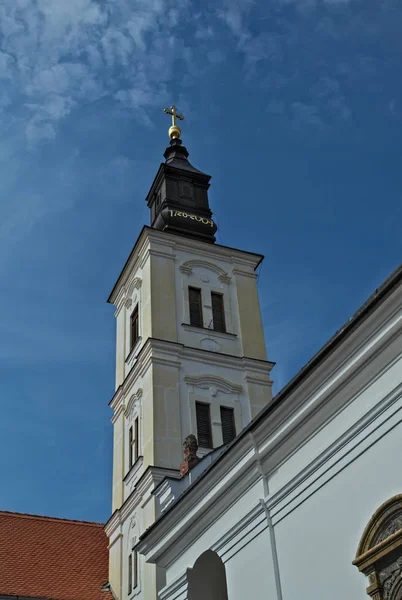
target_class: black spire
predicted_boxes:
[146,118,217,243]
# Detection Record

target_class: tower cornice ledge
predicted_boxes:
[109,337,275,410]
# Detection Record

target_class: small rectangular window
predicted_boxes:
[129,426,134,469]
[128,553,132,594]
[133,550,138,589]
[196,402,213,448]
[220,406,236,445]
[211,292,226,333]
[189,287,203,327]
[134,417,139,462]
[130,305,139,350]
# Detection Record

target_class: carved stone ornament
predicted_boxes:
[179,434,200,477]
[353,495,402,600]
[179,264,192,275]
[218,273,231,285]
[380,558,402,600]
[127,276,142,297]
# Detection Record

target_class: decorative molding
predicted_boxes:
[181,324,237,341]
[127,277,142,297]
[200,338,221,352]
[212,501,266,561]
[159,572,188,600]
[184,374,242,395]
[125,298,133,310]
[124,389,143,419]
[114,286,127,316]
[179,265,192,275]
[232,267,258,280]
[107,532,123,550]
[180,259,230,281]
[218,274,231,285]
[111,402,125,424]
[125,337,143,368]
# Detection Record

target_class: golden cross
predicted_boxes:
[164,105,184,139]
[164,105,184,127]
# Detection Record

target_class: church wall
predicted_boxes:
[267,348,402,500]
[274,413,402,599]
[246,376,273,419]
[224,528,277,600]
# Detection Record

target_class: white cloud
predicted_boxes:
[0,0,194,143]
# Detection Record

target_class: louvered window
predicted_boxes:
[220,406,236,445]
[211,292,226,333]
[189,287,203,327]
[130,305,139,350]
[128,554,132,594]
[196,402,213,448]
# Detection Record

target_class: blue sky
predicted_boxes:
[0,0,401,523]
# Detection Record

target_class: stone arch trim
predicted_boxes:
[356,495,402,558]
[124,388,143,419]
[179,259,230,282]
[184,374,242,395]
[353,495,402,600]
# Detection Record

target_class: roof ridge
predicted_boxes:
[0,509,105,527]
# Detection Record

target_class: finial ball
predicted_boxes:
[169,125,181,140]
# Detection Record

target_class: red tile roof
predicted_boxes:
[0,510,111,600]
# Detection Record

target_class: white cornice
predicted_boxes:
[121,466,181,524]
[104,510,122,537]
[232,268,258,280]
[109,337,276,414]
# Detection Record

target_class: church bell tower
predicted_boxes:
[105,107,274,600]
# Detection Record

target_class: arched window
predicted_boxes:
[188,550,229,600]
[353,495,402,600]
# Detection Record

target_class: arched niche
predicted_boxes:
[187,550,229,600]
[353,494,402,600]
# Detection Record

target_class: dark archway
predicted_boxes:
[188,550,229,600]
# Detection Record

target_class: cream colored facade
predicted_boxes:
[105,226,274,600]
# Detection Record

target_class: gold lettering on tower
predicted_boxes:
[168,209,214,227]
